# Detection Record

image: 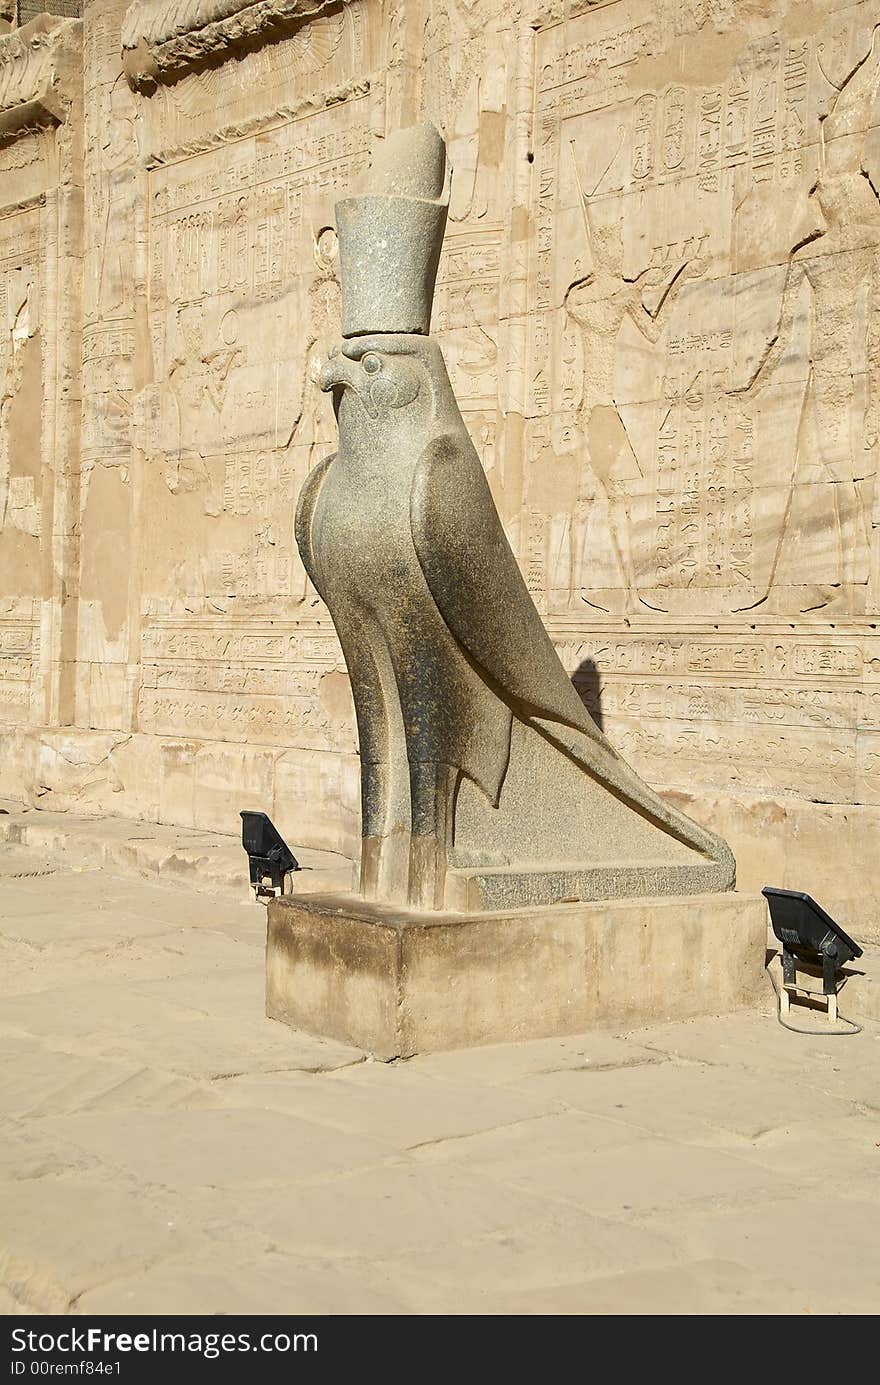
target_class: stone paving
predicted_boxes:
[1,818,879,1316]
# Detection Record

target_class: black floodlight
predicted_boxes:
[240,811,299,901]
[762,886,862,1024]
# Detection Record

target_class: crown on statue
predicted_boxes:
[336,123,450,338]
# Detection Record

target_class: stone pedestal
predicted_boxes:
[266,891,767,1059]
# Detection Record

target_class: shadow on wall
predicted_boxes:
[572,656,603,732]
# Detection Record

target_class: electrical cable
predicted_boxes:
[767,963,862,1035]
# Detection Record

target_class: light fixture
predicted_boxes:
[240,811,299,901]
[762,886,862,1026]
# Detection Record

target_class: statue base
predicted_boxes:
[265,890,767,1059]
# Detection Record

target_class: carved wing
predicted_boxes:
[294,453,335,599]
[411,432,603,740]
[411,432,735,869]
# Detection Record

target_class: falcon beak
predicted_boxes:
[319,348,380,418]
[319,354,350,394]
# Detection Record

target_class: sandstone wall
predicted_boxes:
[1,0,879,935]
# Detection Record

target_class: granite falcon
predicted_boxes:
[295,123,736,911]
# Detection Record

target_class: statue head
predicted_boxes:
[320,333,446,428]
[321,126,457,439]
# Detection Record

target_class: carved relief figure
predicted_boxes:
[732,25,880,612]
[799,26,880,603]
[165,301,242,513]
[432,257,501,496]
[558,161,696,615]
[0,271,40,539]
[97,77,139,317]
[422,0,506,223]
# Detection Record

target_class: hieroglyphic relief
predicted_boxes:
[553,624,879,805]
[0,12,82,731]
[519,0,880,835]
[122,0,362,94]
[0,602,39,723]
[433,228,501,481]
[76,1,374,766]
[135,0,370,157]
[0,199,44,731]
[0,129,46,205]
[421,0,509,224]
[82,5,138,470]
[556,614,880,835]
[138,617,354,751]
[142,98,371,623]
[528,1,880,618]
[419,0,516,518]
[74,3,139,735]
[0,206,41,543]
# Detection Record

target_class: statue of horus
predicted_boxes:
[295,124,735,912]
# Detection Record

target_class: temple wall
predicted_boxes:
[1,0,879,934]
[0,15,82,765]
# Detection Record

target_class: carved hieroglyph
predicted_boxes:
[0,0,877,934]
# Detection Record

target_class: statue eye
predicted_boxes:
[362,353,382,375]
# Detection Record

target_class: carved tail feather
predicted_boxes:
[529,713,736,879]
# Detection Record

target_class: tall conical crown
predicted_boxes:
[336,123,450,338]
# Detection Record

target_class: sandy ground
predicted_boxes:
[1,813,879,1316]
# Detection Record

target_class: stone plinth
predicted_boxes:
[266,891,767,1059]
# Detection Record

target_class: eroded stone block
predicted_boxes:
[266,890,767,1058]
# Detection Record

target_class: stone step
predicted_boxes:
[0,799,355,900]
